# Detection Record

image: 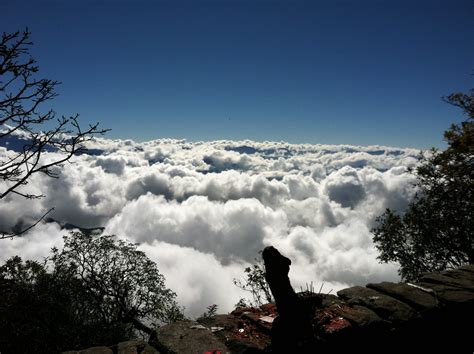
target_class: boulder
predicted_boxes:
[225,338,266,354]
[63,347,113,354]
[337,286,418,323]
[419,272,474,291]
[199,313,270,349]
[416,282,474,305]
[149,320,228,354]
[313,306,352,336]
[317,293,341,308]
[116,340,160,354]
[332,304,383,328]
[458,264,474,274]
[367,282,439,311]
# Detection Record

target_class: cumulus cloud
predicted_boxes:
[105,195,286,264]
[126,173,173,200]
[0,136,422,316]
[95,156,127,175]
[139,241,249,318]
[324,166,366,208]
[202,149,264,172]
[0,222,65,264]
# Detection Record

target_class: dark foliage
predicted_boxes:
[198,304,219,320]
[0,232,183,353]
[233,251,274,307]
[372,89,473,281]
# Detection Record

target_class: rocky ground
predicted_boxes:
[64,264,474,354]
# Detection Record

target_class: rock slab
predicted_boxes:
[149,320,228,354]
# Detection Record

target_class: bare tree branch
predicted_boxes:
[0,207,54,240]
[0,29,109,238]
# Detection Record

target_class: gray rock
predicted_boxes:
[337,286,418,323]
[367,282,439,311]
[458,264,474,274]
[419,272,474,291]
[448,267,474,281]
[333,304,383,328]
[198,314,241,331]
[225,338,265,353]
[149,320,228,354]
[78,347,113,354]
[117,340,160,354]
[417,282,474,305]
[318,293,343,307]
[199,314,245,338]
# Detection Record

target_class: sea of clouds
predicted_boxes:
[0,136,421,317]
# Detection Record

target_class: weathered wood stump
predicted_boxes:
[262,246,314,352]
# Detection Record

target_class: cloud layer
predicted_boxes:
[0,137,420,317]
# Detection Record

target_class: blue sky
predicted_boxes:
[2,0,473,148]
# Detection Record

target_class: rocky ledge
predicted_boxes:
[65,248,474,353]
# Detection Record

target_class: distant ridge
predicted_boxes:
[45,218,104,236]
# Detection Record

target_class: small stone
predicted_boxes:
[258,316,274,324]
[211,326,225,332]
[190,324,208,330]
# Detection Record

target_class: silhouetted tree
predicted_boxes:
[372,89,473,281]
[51,232,184,333]
[0,255,125,353]
[0,232,183,353]
[0,29,107,239]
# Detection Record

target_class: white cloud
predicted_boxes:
[0,221,64,264]
[126,172,173,200]
[95,155,127,175]
[105,195,287,264]
[0,137,421,316]
[324,166,366,208]
[139,241,249,318]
